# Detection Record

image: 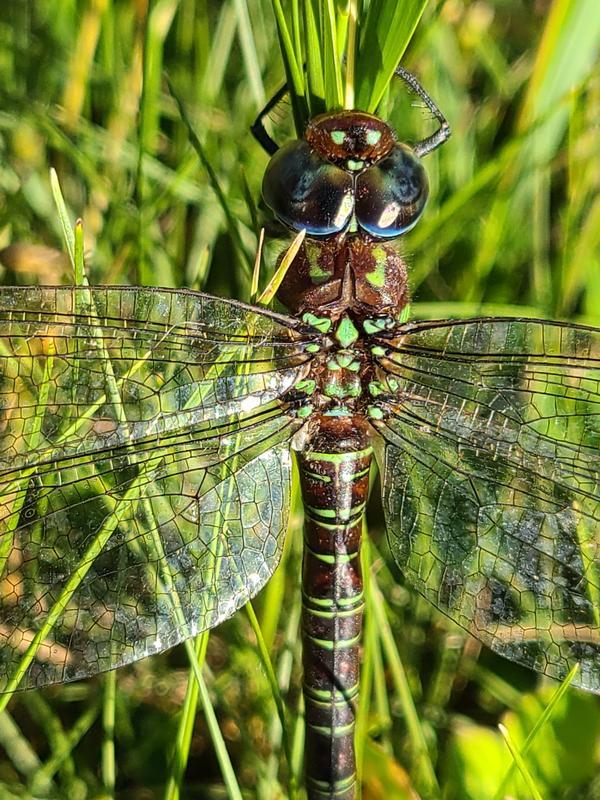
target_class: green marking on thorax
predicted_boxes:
[302,312,332,333]
[297,405,314,419]
[306,242,331,284]
[335,316,359,347]
[366,129,382,145]
[323,407,351,417]
[335,352,354,368]
[347,159,364,171]
[368,406,384,420]
[363,316,392,334]
[331,130,345,145]
[296,378,316,395]
[365,245,387,288]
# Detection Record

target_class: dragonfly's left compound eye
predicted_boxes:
[262,140,353,236]
[355,144,428,238]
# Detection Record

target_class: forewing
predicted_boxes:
[0,285,315,468]
[0,286,311,689]
[372,318,600,691]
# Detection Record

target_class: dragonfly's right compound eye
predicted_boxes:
[355,144,429,238]
[262,140,353,236]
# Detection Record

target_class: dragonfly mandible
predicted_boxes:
[1,66,600,800]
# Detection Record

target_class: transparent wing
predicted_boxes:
[371,317,600,692]
[0,285,316,468]
[0,285,312,689]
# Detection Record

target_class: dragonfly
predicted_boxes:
[1,66,600,800]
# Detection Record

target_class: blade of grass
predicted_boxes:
[49,169,75,268]
[498,724,544,800]
[370,571,439,798]
[102,670,116,797]
[322,0,344,109]
[183,639,243,800]
[168,77,252,277]
[164,633,209,800]
[246,602,298,799]
[355,0,428,112]
[270,0,307,131]
[492,665,578,800]
[257,228,306,305]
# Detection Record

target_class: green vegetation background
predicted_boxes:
[0,1,599,798]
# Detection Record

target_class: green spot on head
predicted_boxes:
[335,316,359,347]
[366,129,382,145]
[347,159,364,171]
[331,130,345,145]
[368,406,384,420]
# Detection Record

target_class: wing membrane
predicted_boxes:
[0,286,312,689]
[0,285,315,468]
[372,318,600,691]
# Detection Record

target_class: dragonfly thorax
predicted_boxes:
[275,236,410,324]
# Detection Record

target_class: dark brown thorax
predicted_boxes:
[276,235,409,323]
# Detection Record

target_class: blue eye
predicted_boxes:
[262,140,354,236]
[355,144,428,238]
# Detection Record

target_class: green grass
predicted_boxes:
[0,1,599,799]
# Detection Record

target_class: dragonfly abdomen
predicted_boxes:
[299,415,371,800]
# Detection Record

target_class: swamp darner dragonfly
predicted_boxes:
[0,66,599,800]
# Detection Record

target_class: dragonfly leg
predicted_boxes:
[251,83,288,155]
[395,66,451,156]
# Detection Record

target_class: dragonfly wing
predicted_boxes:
[0,285,316,470]
[0,285,314,690]
[372,318,600,691]
[0,409,298,689]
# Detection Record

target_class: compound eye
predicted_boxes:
[355,144,428,238]
[262,140,353,236]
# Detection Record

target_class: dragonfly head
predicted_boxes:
[261,110,428,240]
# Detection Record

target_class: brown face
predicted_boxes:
[261,110,429,240]
[305,111,396,168]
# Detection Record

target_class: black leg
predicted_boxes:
[251,83,288,155]
[394,66,451,157]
